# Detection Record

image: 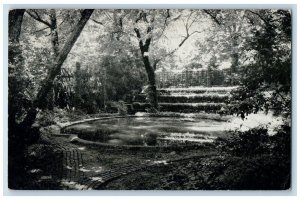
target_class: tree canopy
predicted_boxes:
[9,9,292,124]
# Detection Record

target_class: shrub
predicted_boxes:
[214,124,291,189]
[216,127,271,157]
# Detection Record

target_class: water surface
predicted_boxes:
[64,117,227,146]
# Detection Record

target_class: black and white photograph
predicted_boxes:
[7,7,292,191]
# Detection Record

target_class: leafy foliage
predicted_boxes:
[213,124,291,189]
[8,43,34,123]
[100,54,147,102]
[226,10,291,119]
[72,62,97,113]
[138,125,291,190]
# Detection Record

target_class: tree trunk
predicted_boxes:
[21,9,94,128]
[230,35,239,85]
[48,9,60,109]
[230,53,238,85]
[50,9,59,58]
[8,9,25,125]
[134,26,158,111]
[9,9,25,43]
[231,53,238,73]
[8,9,26,189]
[207,66,212,87]
[142,54,158,110]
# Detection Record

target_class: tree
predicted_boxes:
[95,10,202,111]
[91,9,206,111]
[203,10,247,70]
[8,9,94,189]
[8,9,26,188]
[193,10,251,85]
[8,9,26,126]
[8,9,94,142]
[72,62,99,113]
[25,9,81,109]
[228,10,291,119]
[99,54,147,102]
[20,9,94,128]
[26,9,60,58]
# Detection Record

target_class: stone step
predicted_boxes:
[158,90,230,95]
[157,86,237,95]
[132,102,226,113]
[135,94,229,103]
[159,103,226,113]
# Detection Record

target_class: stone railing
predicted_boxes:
[156,68,232,88]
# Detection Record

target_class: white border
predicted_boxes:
[1,0,299,199]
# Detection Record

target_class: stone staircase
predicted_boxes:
[133,86,237,113]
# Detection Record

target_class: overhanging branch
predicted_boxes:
[26,10,52,27]
[154,30,203,69]
[246,10,270,25]
[203,9,222,26]
[30,26,50,34]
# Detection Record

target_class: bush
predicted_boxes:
[35,110,57,127]
[216,127,271,157]
[214,124,291,189]
[209,155,290,190]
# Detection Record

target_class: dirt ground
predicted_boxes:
[17,113,289,190]
[21,128,220,190]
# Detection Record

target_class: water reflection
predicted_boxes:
[65,117,226,146]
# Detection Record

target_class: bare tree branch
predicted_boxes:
[172,13,182,21]
[104,11,114,21]
[153,10,172,44]
[135,11,143,23]
[30,26,50,34]
[153,30,203,70]
[58,17,66,27]
[91,18,104,26]
[188,13,199,30]
[203,9,222,25]
[134,27,144,52]
[134,11,155,53]
[26,10,52,27]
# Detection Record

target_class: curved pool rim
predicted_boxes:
[61,115,228,150]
